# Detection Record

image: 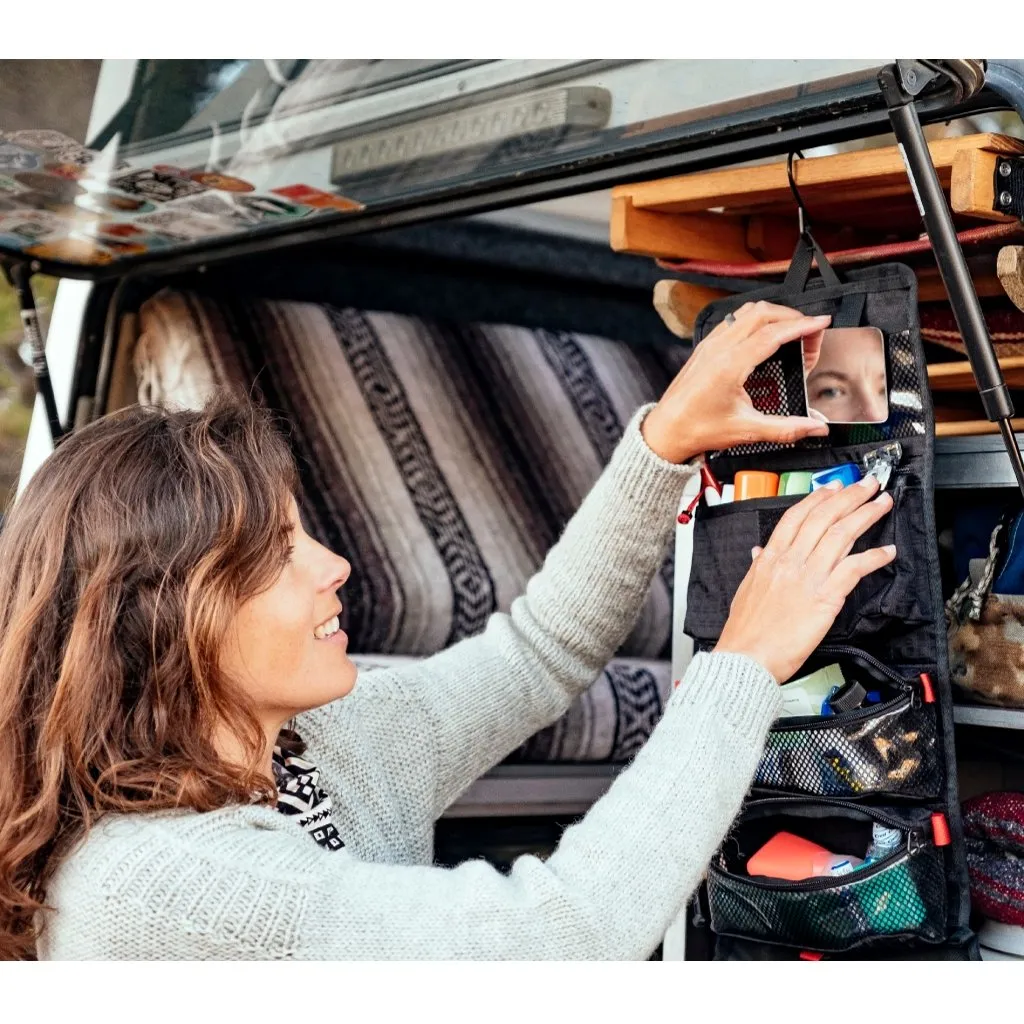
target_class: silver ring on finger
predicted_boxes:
[724,312,736,325]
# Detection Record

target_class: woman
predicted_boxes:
[0,302,896,960]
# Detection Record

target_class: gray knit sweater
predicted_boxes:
[38,407,781,960]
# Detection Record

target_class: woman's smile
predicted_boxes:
[313,610,344,641]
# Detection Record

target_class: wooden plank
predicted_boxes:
[916,266,1004,303]
[951,149,1018,223]
[935,417,1024,437]
[929,356,1024,391]
[997,245,1024,313]
[615,134,1024,216]
[652,280,729,338]
[609,196,750,262]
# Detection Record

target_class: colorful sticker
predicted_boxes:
[171,191,260,225]
[110,167,208,203]
[0,233,36,252]
[230,192,310,220]
[75,190,155,216]
[135,209,233,240]
[0,143,43,172]
[152,164,256,193]
[0,210,64,240]
[44,162,91,181]
[12,171,84,204]
[25,237,114,266]
[94,220,148,240]
[69,231,146,257]
[4,129,100,167]
[80,221,172,252]
[4,218,56,242]
[152,164,192,179]
[272,183,364,212]
[190,170,254,193]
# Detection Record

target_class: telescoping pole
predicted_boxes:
[879,61,1024,500]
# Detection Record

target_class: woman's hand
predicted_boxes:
[642,301,832,464]
[715,476,896,683]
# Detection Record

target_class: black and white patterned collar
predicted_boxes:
[271,741,344,852]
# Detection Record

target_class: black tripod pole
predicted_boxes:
[2,261,63,447]
[879,62,1024,500]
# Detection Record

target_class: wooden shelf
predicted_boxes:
[929,357,1024,391]
[610,133,1024,266]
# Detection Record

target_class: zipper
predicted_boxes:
[712,842,916,892]
[713,797,929,890]
[770,645,915,731]
[742,794,923,832]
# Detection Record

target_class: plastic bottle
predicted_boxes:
[863,823,902,866]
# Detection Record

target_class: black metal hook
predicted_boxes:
[787,150,810,237]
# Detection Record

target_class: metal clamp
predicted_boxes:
[993,156,1024,219]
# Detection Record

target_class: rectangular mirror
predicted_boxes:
[802,327,889,425]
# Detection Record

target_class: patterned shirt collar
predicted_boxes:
[271,741,344,852]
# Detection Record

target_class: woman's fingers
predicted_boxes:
[731,300,807,327]
[744,314,832,367]
[826,545,898,602]
[760,485,839,556]
[786,476,882,562]
[807,489,894,573]
[743,411,830,445]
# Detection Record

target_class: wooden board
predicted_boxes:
[928,356,1024,391]
[609,198,750,262]
[614,134,1024,216]
[935,417,1024,437]
[611,133,1024,264]
[950,149,1017,222]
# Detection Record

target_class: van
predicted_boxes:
[4,59,1024,959]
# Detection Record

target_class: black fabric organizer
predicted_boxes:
[683,237,976,960]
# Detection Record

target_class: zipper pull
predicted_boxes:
[677,464,723,524]
[931,812,952,847]
[919,673,936,704]
[690,895,706,929]
[861,441,903,492]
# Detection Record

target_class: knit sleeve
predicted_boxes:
[53,653,779,961]
[303,403,698,823]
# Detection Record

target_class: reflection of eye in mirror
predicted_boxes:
[801,327,889,425]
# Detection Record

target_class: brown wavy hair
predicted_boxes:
[0,393,299,959]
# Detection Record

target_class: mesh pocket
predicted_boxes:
[757,697,941,798]
[707,844,947,952]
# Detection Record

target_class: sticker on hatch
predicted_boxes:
[110,168,209,203]
[272,183,364,212]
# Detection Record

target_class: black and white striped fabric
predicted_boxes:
[272,742,344,852]
[133,293,684,763]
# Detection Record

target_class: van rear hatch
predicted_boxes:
[1,59,1016,282]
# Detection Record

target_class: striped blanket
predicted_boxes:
[134,290,685,761]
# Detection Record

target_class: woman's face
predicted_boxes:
[220,498,357,723]
[805,327,888,424]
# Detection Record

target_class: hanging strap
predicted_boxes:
[782,231,865,329]
[783,231,841,293]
